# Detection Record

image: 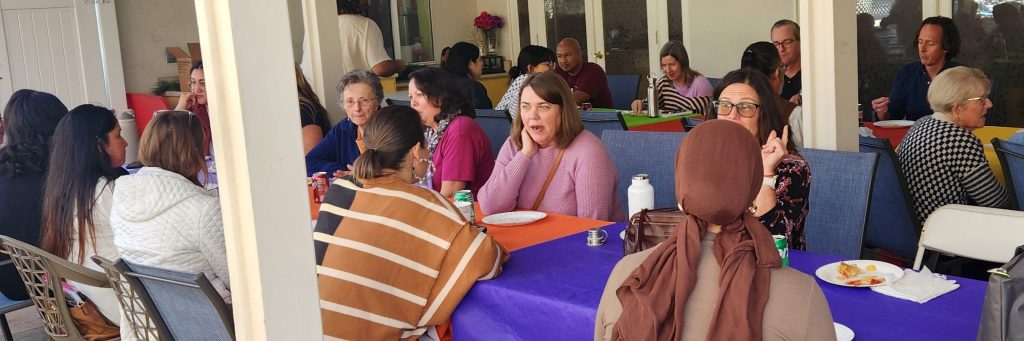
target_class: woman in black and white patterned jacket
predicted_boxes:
[898,66,1009,223]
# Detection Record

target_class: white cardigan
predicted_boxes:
[110,167,231,303]
[68,178,122,326]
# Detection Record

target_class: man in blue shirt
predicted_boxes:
[871,17,962,121]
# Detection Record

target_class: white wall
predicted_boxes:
[474,0,515,59]
[683,0,797,78]
[431,0,487,61]
[115,0,201,93]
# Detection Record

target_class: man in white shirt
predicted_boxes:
[338,0,403,77]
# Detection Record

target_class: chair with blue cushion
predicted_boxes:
[859,136,922,262]
[707,77,721,88]
[0,260,31,341]
[580,111,628,139]
[122,260,234,341]
[93,256,167,340]
[601,130,686,215]
[475,109,513,157]
[994,138,1024,211]
[800,148,878,259]
[607,74,640,110]
[385,98,410,107]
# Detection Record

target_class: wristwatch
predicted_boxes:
[762,175,778,188]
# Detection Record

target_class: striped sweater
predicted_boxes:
[313,175,508,340]
[897,116,1009,223]
[642,75,714,116]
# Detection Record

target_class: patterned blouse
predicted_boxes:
[760,151,811,250]
[897,116,1008,223]
[495,74,529,119]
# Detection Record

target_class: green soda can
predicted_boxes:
[453,190,475,224]
[773,235,789,267]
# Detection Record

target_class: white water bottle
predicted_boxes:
[627,174,654,218]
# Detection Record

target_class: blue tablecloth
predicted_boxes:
[452,222,987,340]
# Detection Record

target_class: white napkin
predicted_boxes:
[871,267,959,303]
[858,126,876,137]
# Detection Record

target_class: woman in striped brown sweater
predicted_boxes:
[313,105,508,340]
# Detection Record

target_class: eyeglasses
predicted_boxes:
[964,96,990,104]
[714,100,761,118]
[343,97,377,108]
[772,38,797,50]
[188,79,206,91]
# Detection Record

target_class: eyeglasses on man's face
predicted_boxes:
[714,100,761,118]
[772,38,797,50]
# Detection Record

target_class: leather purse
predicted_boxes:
[624,208,686,255]
[68,294,120,341]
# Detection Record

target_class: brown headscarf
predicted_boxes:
[611,120,782,341]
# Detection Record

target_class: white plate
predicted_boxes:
[873,120,914,128]
[481,211,547,226]
[834,323,854,341]
[815,260,904,287]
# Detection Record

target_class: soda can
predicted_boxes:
[312,172,328,203]
[453,190,475,224]
[773,234,789,267]
[581,102,593,111]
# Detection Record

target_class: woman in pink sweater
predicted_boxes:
[478,72,625,221]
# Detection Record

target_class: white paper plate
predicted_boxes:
[481,211,547,226]
[834,323,854,341]
[815,260,904,287]
[872,120,914,128]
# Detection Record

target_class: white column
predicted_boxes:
[303,0,346,123]
[95,2,127,113]
[193,0,322,339]
[798,0,858,151]
[923,0,954,19]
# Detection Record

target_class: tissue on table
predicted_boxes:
[871,267,959,303]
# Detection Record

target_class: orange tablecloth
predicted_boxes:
[473,205,613,251]
[865,123,1021,183]
[864,122,909,146]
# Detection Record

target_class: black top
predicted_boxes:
[300,101,331,137]
[0,170,45,300]
[780,70,802,101]
[455,77,494,109]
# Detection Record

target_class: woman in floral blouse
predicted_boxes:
[707,69,811,249]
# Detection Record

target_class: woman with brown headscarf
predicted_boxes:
[594,120,835,341]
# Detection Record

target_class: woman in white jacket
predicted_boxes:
[40,104,128,326]
[110,110,231,304]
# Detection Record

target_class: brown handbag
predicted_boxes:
[624,208,686,255]
[68,294,120,341]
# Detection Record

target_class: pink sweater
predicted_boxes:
[478,130,625,221]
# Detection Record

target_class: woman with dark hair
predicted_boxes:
[40,104,127,325]
[872,16,962,121]
[296,64,332,153]
[478,72,624,221]
[496,45,556,119]
[408,67,494,197]
[111,111,231,303]
[708,69,810,250]
[595,120,833,340]
[0,89,68,300]
[442,41,493,108]
[741,41,804,147]
[174,60,214,154]
[314,105,506,340]
[631,41,714,116]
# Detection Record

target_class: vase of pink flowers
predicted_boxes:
[473,11,503,55]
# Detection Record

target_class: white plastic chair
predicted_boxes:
[913,204,1024,270]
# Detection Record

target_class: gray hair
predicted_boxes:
[336,70,384,108]
[927,66,990,114]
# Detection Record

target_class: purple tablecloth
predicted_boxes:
[452,222,987,340]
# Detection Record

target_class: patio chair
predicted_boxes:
[607,74,640,110]
[0,236,117,341]
[385,98,410,107]
[92,256,168,340]
[0,260,31,341]
[859,136,922,262]
[475,109,512,157]
[800,148,878,259]
[913,205,1024,270]
[121,260,234,340]
[581,111,628,139]
[993,138,1024,211]
[601,130,686,214]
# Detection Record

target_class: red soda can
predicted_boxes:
[581,102,593,111]
[313,172,328,203]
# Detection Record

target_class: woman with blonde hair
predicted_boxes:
[111,110,231,303]
[478,72,624,221]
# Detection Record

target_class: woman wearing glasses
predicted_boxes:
[174,61,213,154]
[305,70,383,177]
[898,66,1007,224]
[630,41,714,116]
[496,45,556,119]
[708,69,810,250]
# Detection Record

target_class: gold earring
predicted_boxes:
[748,203,757,214]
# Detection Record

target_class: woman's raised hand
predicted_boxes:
[761,125,789,175]
[520,128,538,158]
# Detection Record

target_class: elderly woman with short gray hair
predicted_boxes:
[897,66,1008,223]
[305,69,384,176]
